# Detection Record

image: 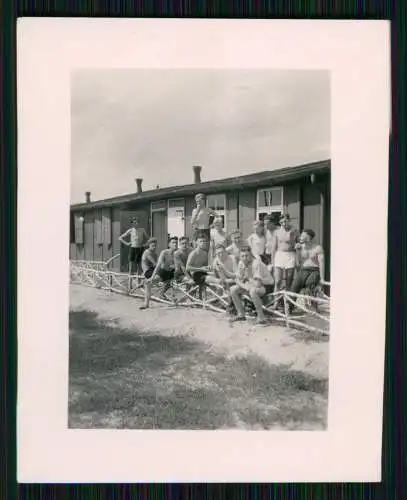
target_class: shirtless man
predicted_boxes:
[185,234,212,286]
[190,193,217,244]
[118,217,149,275]
[289,229,326,312]
[173,236,190,281]
[140,237,178,308]
[139,238,158,310]
[270,213,300,308]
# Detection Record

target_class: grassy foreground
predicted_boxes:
[69,309,328,430]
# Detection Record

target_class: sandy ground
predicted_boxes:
[70,284,329,379]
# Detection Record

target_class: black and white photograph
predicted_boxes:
[69,69,331,430]
[17,19,389,483]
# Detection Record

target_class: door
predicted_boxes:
[302,181,331,285]
[151,201,168,252]
[302,184,323,245]
[167,199,185,239]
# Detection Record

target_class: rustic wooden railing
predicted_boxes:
[70,259,331,335]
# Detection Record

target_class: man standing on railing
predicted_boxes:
[147,236,178,301]
[190,193,217,244]
[118,217,149,275]
[288,229,326,313]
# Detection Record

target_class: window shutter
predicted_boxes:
[102,208,112,245]
[95,210,103,244]
[69,212,75,243]
[74,214,84,244]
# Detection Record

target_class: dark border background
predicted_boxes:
[1,2,404,499]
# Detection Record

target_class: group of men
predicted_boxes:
[118,192,326,324]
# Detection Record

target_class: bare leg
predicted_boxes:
[140,281,151,309]
[285,268,295,290]
[273,267,284,308]
[289,268,305,313]
[160,280,171,299]
[128,262,133,292]
[249,287,266,322]
[230,285,246,319]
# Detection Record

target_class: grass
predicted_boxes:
[69,310,328,430]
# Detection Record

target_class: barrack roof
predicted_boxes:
[71,159,330,210]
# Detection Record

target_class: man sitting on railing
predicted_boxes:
[212,243,237,287]
[212,242,238,314]
[226,230,243,263]
[229,246,274,325]
[173,236,190,282]
[288,228,326,313]
[139,238,158,310]
[185,233,219,289]
[141,237,180,308]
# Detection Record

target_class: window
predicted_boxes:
[168,198,185,238]
[256,187,284,221]
[206,194,227,229]
[151,200,167,212]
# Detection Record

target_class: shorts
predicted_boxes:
[191,271,207,286]
[143,268,154,279]
[193,228,210,241]
[129,246,143,263]
[158,268,175,283]
[274,251,296,270]
[291,268,320,294]
[174,269,185,282]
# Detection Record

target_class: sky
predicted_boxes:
[71,69,330,204]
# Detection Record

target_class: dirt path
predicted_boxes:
[70,285,329,379]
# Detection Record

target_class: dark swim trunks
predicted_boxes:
[143,268,155,279]
[157,268,175,283]
[191,271,207,286]
[129,246,143,263]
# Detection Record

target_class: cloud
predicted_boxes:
[71,69,330,202]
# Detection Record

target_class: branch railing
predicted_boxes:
[70,259,331,335]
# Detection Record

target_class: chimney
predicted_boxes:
[85,191,91,203]
[135,178,143,193]
[193,165,202,184]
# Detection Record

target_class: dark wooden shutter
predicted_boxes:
[102,208,112,245]
[227,191,238,234]
[238,189,256,240]
[95,209,103,245]
[284,185,301,230]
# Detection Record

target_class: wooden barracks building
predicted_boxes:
[70,160,331,279]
